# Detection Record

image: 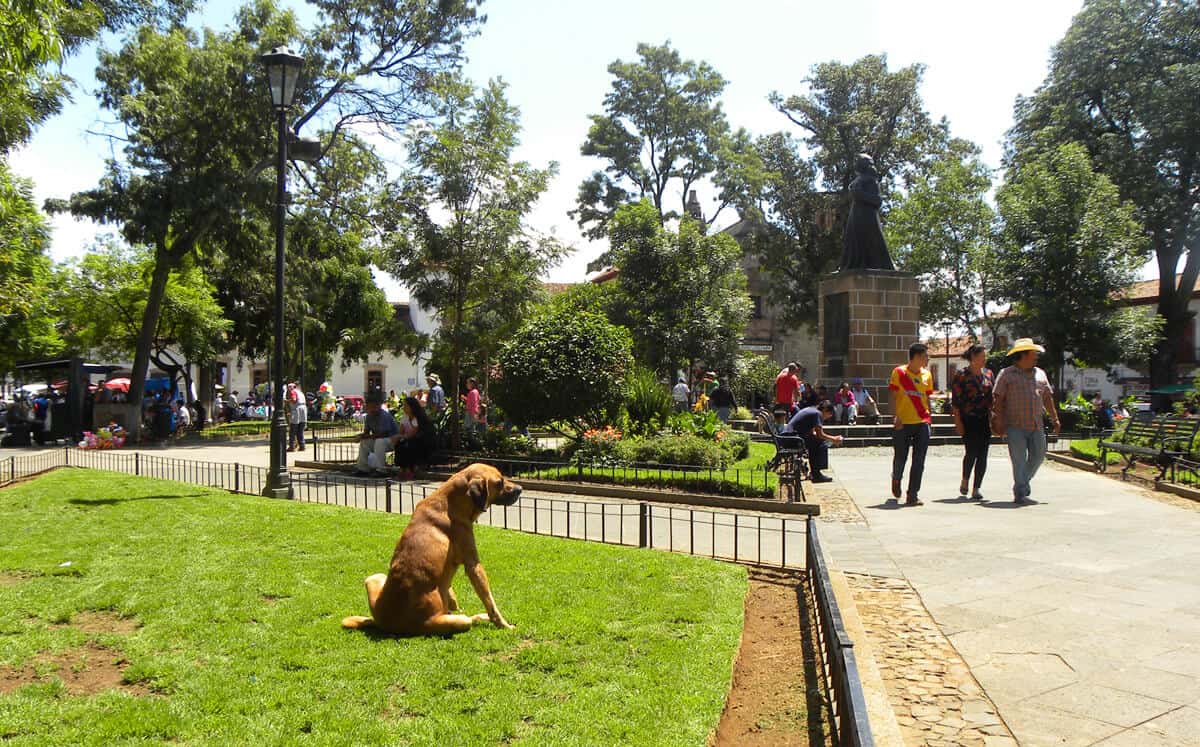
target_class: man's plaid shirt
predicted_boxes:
[993,365,1053,431]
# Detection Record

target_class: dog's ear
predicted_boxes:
[468,477,488,510]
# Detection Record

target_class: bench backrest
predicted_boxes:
[1118,418,1163,445]
[1156,416,1200,451]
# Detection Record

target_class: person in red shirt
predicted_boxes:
[774,362,802,421]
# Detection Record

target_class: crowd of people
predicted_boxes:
[769,338,1062,506]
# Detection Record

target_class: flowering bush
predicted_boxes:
[570,425,624,465]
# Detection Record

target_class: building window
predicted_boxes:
[251,367,268,388]
[750,295,764,320]
[366,369,384,393]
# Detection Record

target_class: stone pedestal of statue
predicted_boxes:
[818,270,920,388]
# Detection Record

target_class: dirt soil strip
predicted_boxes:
[713,568,833,747]
[845,573,1016,747]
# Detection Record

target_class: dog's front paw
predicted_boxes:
[496,619,515,630]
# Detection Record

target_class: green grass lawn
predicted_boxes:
[1069,438,1123,465]
[198,420,354,439]
[528,442,779,498]
[0,470,746,745]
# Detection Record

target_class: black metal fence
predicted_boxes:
[304,444,782,499]
[807,519,874,746]
[0,447,874,739]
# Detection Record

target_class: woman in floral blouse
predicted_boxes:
[951,344,994,499]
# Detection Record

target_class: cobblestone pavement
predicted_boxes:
[806,481,866,524]
[846,573,1017,747]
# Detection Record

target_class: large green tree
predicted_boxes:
[572,41,743,246]
[606,200,750,380]
[0,0,191,152]
[382,77,567,448]
[1007,0,1200,386]
[54,0,482,428]
[56,240,232,399]
[209,131,418,388]
[994,142,1151,390]
[735,55,949,328]
[0,162,63,375]
[887,139,998,338]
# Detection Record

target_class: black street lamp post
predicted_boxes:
[261,46,303,499]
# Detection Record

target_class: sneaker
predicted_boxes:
[891,479,902,498]
[971,492,984,501]
[1014,495,1034,505]
[905,496,924,506]
[812,473,833,484]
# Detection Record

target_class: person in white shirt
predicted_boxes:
[671,378,690,412]
[851,378,879,421]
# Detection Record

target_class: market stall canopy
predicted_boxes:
[1146,384,1193,395]
[104,377,131,392]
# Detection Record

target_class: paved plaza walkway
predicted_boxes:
[825,450,1200,746]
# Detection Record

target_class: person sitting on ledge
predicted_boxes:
[782,400,844,483]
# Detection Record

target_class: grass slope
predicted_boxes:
[0,470,745,745]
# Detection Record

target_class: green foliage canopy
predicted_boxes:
[491,307,634,438]
[572,41,742,246]
[994,142,1150,389]
[887,139,997,337]
[606,201,751,379]
[1007,0,1200,385]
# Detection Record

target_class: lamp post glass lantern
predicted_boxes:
[261,46,303,499]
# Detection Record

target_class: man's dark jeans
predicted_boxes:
[892,422,931,498]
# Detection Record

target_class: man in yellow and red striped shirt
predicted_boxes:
[889,343,933,506]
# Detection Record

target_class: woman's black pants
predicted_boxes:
[961,415,991,490]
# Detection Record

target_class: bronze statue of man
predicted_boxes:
[840,154,895,271]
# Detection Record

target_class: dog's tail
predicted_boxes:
[341,615,376,630]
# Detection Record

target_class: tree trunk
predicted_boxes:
[126,253,175,438]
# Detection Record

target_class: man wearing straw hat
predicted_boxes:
[991,338,1061,505]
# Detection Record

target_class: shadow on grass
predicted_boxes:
[68,492,210,506]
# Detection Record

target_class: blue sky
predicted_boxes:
[11,0,1088,296]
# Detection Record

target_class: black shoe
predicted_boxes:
[905,496,924,506]
[891,479,902,498]
[812,473,833,484]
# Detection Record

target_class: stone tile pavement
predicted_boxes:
[825,449,1200,746]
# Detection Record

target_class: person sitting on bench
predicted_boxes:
[782,400,844,483]
[392,396,436,477]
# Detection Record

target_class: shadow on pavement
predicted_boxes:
[979,499,1043,509]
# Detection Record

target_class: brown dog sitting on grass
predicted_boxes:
[341,463,523,636]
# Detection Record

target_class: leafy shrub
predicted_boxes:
[731,406,753,421]
[667,410,723,440]
[492,308,633,437]
[1059,393,1095,430]
[564,426,624,465]
[624,367,673,435]
[733,353,780,410]
[717,430,750,461]
[618,434,728,468]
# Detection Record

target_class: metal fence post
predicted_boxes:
[385,479,393,513]
[638,503,649,548]
[234,462,241,493]
[63,447,70,467]
[135,452,141,476]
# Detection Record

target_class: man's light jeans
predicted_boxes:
[1006,426,1047,499]
[357,437,391,471]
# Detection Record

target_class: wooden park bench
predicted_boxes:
[1097,414,1200,481]
[755,408,810,502]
